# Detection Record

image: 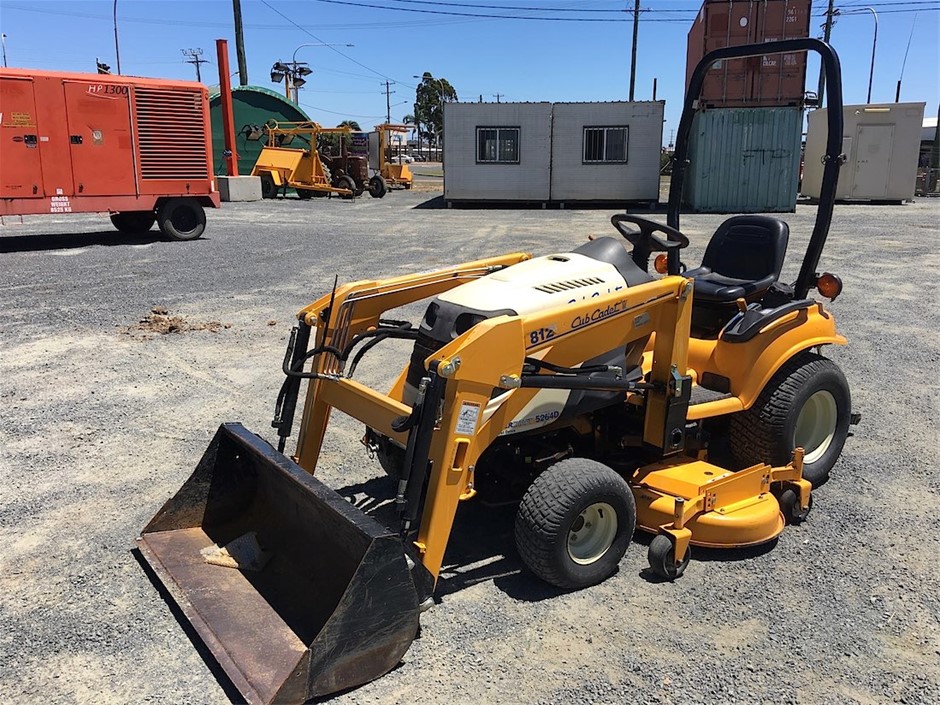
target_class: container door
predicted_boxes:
[853,124,893,199]
[62,80,136,196]
[0,77,44,198]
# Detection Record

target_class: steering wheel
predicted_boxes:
[610,214,689,273]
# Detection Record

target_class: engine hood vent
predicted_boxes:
[534,277,605,294]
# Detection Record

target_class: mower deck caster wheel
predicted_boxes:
[778,489,812,525]
[648,534,691,581]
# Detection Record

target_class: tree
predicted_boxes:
[319,120,362,155]
[402,113,416,147]
[414,73,457,147]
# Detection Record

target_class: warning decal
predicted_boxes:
[455,401,481,436]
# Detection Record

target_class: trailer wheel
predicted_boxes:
[730,351,851,487]
[515,458,635,589]
[337,175,357,199]
[260,173,278,199]
[296,188,315,200]
[156,199,206,241]
[368,175,388,199]
[110,211,155,234]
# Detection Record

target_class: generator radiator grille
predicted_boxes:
[134,88,209,180]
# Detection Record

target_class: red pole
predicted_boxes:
[215,39,239,176]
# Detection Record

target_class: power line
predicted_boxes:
[308,0,697,21]
[260,0,413,85]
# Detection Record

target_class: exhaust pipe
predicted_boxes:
[138,424,426,704]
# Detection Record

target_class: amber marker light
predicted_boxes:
[654,254,669,274]
[816,272,843,300]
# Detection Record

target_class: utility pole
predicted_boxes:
[232,0,249,85]
[1,33,7,68]
[817,0,836,106]
[493,93,503,103]
[384,81,395,123]
[182,48,209,83]
[629,0,640,101]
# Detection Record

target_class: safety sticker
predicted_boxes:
[455,401,481,436]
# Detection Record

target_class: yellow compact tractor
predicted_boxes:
[139,41,857,704]
[250,121,357,200]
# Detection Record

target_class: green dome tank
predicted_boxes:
[208,85,312,177]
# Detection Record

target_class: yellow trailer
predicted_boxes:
[250,121,356,199]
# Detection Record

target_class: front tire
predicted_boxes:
[515,458,636,589]
[336,175,357,199]
[156,199,206,241]
[369,175,388,198]
[731,351,851,486]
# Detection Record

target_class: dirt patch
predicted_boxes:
[122,306,230,338]
[408,180,444,193]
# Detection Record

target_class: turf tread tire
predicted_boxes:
[730,350,850,487]
[515,458,635,590]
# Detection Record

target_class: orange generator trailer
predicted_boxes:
[0,68,220,240]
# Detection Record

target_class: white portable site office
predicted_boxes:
[802,102,926,202]
[443,101,664,205]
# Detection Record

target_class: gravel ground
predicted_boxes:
[1,188,938,705]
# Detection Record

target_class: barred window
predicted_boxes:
[477,127,520,163]
[583,126,629,163]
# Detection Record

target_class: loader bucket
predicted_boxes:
[137,423,423,705]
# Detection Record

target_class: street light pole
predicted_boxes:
[283,42,354,103]
[113,0,121,74]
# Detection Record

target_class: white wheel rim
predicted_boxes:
[567,502,618,565]
[795,390,838,464]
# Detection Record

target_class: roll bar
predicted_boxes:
[666,38,844,299]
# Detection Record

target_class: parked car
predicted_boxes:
[391,154,414,164]
[411,153,426,162]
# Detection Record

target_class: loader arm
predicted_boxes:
[289,270,694,584]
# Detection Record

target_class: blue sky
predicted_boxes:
[1,0,937,142]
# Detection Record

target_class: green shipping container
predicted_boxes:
[208,85,311,177]
[683,107,803,213]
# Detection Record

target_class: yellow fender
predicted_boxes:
[683,303,846,420]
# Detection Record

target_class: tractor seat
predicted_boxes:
[686,215,789,305]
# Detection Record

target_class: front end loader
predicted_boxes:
[139,40,854,703]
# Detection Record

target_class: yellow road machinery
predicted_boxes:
[369,123,414,196]
[250,121,357,200]
[138,40,856,704]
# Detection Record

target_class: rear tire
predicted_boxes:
[515,458,635,589]
[156,199,206,241]
[369,175,388,199]
[260,173,279,199]
[730,351,851,487]
[110,211,155,234]
[296,188,314,200]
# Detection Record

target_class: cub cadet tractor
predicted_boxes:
[139,40,856,704]
[250,121,357,200]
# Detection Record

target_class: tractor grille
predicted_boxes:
[134,88,209,180]
[534,277,605,294]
